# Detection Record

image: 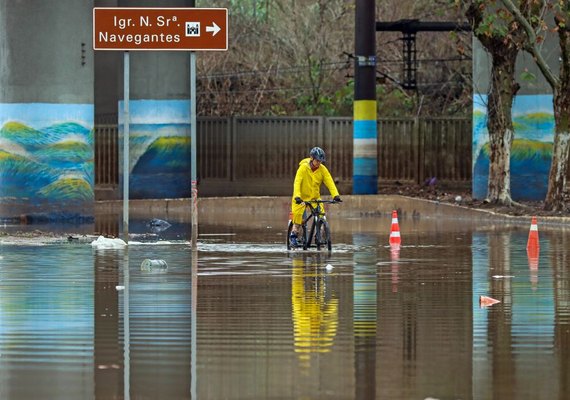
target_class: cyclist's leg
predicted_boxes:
[290,202,305,246]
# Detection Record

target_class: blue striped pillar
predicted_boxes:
[353,100,378,193]
[353,0,377,194]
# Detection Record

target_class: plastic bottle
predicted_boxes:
[141,259,168,270]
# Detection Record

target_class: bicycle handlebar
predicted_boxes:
[302,199,340,205]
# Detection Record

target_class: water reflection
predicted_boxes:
[473,230,558,399]
[352,234,377,400]
[3,221,570,399]
[290,253,339,371]
[94,248,124,399]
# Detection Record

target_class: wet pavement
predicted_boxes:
[0,215,569,399]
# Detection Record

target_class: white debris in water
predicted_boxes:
[115,286,125,290]
[91,235,127,249]
[492,275,515,279]
[325,264,334,271]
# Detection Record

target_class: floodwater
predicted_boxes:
[1,216,569,400]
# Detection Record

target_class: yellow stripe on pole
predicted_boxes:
[354,100,377,121]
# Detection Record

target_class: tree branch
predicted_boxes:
[499,0,559,89]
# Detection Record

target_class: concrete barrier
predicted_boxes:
[94,195,570,229]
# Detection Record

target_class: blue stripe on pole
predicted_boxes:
[353,120,377,139]
[354,157,377,176]
[353,175,377,194]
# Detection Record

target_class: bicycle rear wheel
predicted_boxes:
[317,220,332,251]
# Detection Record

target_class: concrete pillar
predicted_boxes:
[118,0,193,199]
[0,0,95,221]
[472,34,559,201]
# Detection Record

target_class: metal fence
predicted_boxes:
[94,116,472,197]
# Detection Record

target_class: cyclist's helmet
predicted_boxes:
[309,146,326,162]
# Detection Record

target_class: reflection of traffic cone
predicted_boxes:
[527,244,539,290]
[527,246,539,270]
[391,246,399,293]
[389,210,401,248]
[526,216,539,250]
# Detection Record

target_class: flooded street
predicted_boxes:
[1,216,569,399]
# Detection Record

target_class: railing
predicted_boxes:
[94,115,472,197]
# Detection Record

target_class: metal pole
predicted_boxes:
[353,0,378,194]
[190,52,198,250]
[123,51,130,242]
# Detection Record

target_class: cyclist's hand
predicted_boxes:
[295,197,303,205]
[333,196,342,203]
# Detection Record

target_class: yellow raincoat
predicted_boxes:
[291,158,339,225]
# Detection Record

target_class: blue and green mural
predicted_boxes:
[119,99,191,199]
[473,94,554,200]
[0,103,94,216]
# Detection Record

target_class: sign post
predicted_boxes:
[93,7,228,249]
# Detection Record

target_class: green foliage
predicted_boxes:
[520,69,537,82]
[293,81,354,116]
[376,86,415,117]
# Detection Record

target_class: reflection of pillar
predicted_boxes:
[488,232,515,399]
[130,249,192,398]
[551,233,570,398]
[0,0,94,219]
[191,250,198,400]
[118,0,193,200]
[353,234,377,399]
[94,249,125,398]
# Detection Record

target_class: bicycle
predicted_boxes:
[287,200,339,251]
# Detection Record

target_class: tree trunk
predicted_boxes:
[486,47,519,205]
[544,22,570,211]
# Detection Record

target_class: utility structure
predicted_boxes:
[376,19,471,90]
[353,0,378,194]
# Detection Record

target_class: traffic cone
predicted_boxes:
[526,216,539,250]
[389,210,401,248]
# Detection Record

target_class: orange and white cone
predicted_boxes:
[389,210,401,249]
[526,216,539,251]
[480,295,500,307]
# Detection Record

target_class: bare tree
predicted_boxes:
[500,0,570,211]
[195,0,471,117]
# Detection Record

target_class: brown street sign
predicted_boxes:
[93,7,228,51]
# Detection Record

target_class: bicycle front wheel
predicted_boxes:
[286,220,293,250]
[317,220,332,251]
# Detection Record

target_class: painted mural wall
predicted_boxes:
[119,99,191,199]
[0,103,94,218]
[472,33,559,201]
[472,94,554,200]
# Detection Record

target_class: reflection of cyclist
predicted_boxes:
[290,147,341,247]
[291,254,339,370]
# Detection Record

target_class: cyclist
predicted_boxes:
[290,146,342,247]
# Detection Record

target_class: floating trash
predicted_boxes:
[91,236,127,249]
[148,218,172,233]
[141,259,168,271]
[480,295,500,307]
